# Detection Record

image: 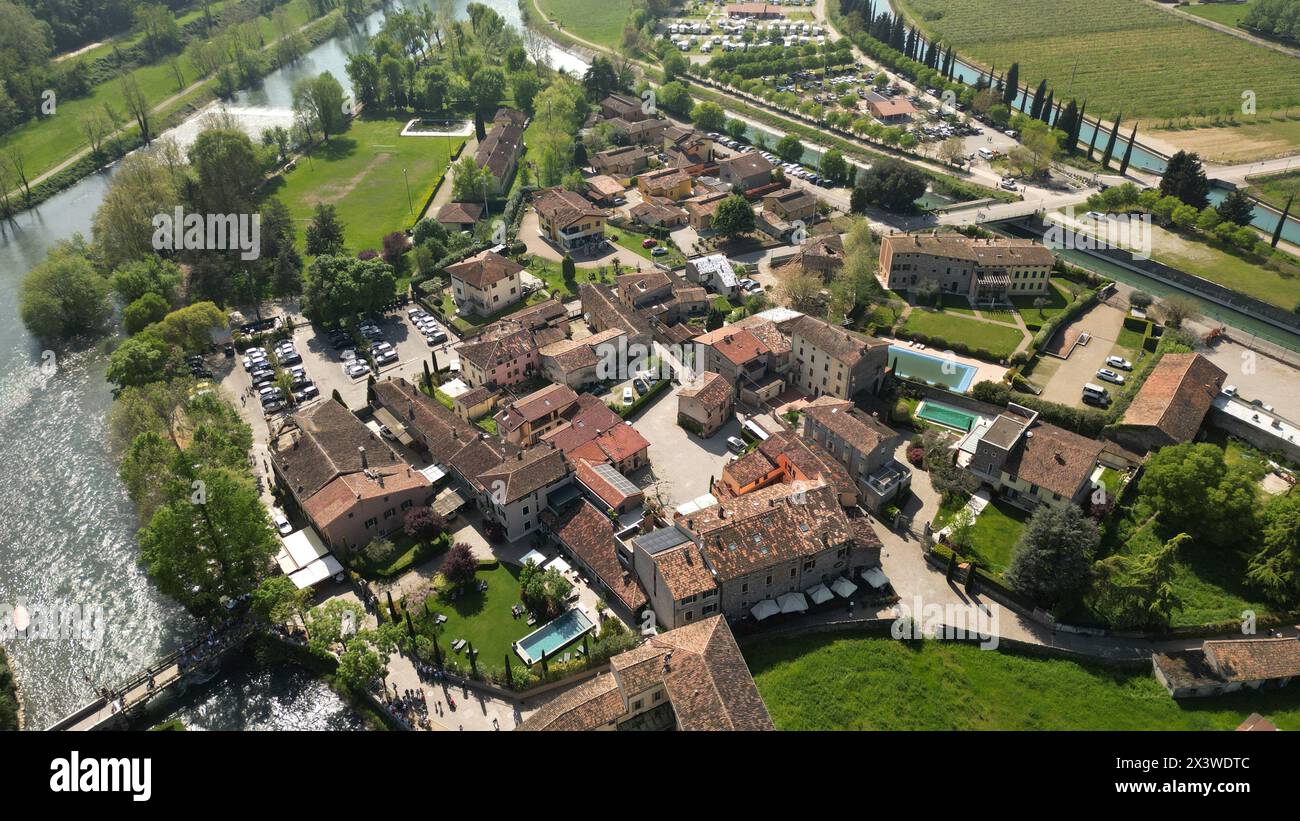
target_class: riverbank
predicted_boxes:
[0,647,21,730]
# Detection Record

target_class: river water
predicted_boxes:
[0,0,586,731]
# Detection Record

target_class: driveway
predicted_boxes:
[627,383,742,506]
[519,210,649,270]
[1038,301,1129,407]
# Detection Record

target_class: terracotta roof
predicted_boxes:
[882,233,1054,267]
[456,324,537,371]
[639,166,692,194]
[574,456,643,512]
[477,446,571,503]
[763,187,816,212]
[803,395,895,454]
[371,377,478,462]
[272,400,403,499]
[302,466,431,530]
[865,93,916,118]
[759,431,857,499]
[533,187,604,229]
[495,383,580,434]
[719,152,773,179]
[590,145,653,172]
[678,371,731,410]
[445,249,524,291]
[580,282,653,340]
[474,119,524,179]
[724,448,778,487]
[586,174,625,200]
[568,423,650,466]
[1204,638,1300,683]
[1121,353,1226,443]
[789,314,886,365]
[652,543,718,599]
[629,197,687,225]
[1002,422,1105,500]
[493,107,528,127]
[550,499,646,612]
[731,316,791,356]
[704,327,769,367]
[517,673,624,730]
[543,393,627,453]
[436,201,483,226]
[448,436,519,492]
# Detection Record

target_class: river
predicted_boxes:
[0,0,586,731]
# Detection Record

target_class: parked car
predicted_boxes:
[726,436,747,454]
[633,377,649,395]
[270,510,293,536]
[1106,355,1133,370]
[378,424,397,441]
[1081,392,1109,408]
[641,237,657,248]
[1222,384,1238,398]
[650,246,668,256]
[622,386,634,406]
[1096,368,1126,385]
[344,361,370,379]
[426,331,448,345]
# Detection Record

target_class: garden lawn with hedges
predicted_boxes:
[901,308,1026,360]
[413,561,533,679]
[746,632,1300,730]
[962,500,1027,577]
[1011,279,1073,332]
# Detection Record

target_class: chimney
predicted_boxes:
[408,401,415,421]
[358,446,368,470]
[718,507,726,519]
[662,651,673,674]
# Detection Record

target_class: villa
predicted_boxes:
[446,249,524,318]
[533,187,607,252]
[878,233,1055,302]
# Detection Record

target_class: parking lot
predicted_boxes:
[1038,301,1131,408]
[626,381,743,506]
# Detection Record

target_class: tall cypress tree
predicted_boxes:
[1002,62,1019,106]
[1041,90,1054,125]
[1118,122,1139,176]
[1272,195,1293,248]
[1100,113,1122,169]
[1029,79,1047,120]
[1073,100,1087,153]
[1085,115,1101,161]
[1057,100,1078,150]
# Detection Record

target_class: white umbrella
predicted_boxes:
[830,576,858,598]
[861,566,890,590]
[776,592,808,614]
[805,583,833,605]
[750,599,780,621]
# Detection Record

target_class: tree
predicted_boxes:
[922,429,978,503]
[1008,117,1061,178]
[1099,113,1121,170]
[1246,493,1300,605]
[152,301,227,352]
[305,203,346,256]
[819,148,848,185]
[656,81,693,117]
[404,507,445,542]
[292,71,347,142]
[938,137,966,166]
[856,158,927,212]
[186,127,263,215]
[469,66,506,117]
[776,134,804,163]
[561,253,576,283]
[1215,189,1255,226]
[138,467,279,617]
[451,154,494,202]
[336,636,388,690]
[92,153,181,271]
[120,71,152,143]
[302,254,397,324]
[1002,63,1019,106]
[662,49,688,83]
[1159,150,1210,210]
[107,331,183,387]
[1159,295,1198,329]
[1137,442,1256,546]
[711,194,755,239]
[124,292,170,335]
[442,541,477,586]
[510,70,540,114]
[1005,504,1100,607]
[1094,533,1189,630]
[693,101,726,132]
[19,240,113,343]
[251,575,309,624]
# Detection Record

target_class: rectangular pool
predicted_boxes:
[916,400,980,433]
[514,608,596,665]
[889,346,978,392]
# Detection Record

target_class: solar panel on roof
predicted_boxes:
[637,526,690,555]
[593,462,640,498]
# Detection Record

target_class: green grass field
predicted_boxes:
[0,0,320,187]
[1145,223,1300,310]
[416,562,535,678]
[1011,278,1072,331]
[1182,0,1257,27]
[746,633,1300,730]
[964,499,1027,576]
[536,0,633,50]
[1246,169,1300,212]
[267,117,463,253]
[895,0,1300,121]
[903,307,1026,359]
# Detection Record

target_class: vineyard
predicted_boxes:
[892,0,1300,120]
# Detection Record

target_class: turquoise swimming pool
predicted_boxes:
[888,346,978,392]
[514,608,596,665]
[916,400,981,433]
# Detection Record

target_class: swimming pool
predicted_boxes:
[514,608,596,665]
[888,346,978,392]
[916,400,981,433]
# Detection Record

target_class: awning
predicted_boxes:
[805,583,834,605]
[520,549,547,568]
[279,527,330,572]
[776,592,808,614]
[750,599,780,621]
[830,576,859,598]
[861,566,890,590]
[544,556,572,575]
[372,407,415,445]
[288,554,344,589]
[431,487,468,518]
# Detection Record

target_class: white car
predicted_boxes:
[726,436,747,454]
[344,361,370,379]
[622,386,634,406]
[1106,355,1133,371]
[1222,384,1238,398]
[1085,211,1109,221]
[270,510,292,537]
[1096,368,1126,385]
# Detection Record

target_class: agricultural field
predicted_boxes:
[1246,169,1300,212]
[266,116,464,254]
[746,633,1300,730]
[1182,0,1257,28]
[1143,223,1300,310]
[895,0,1300,123]
[1150,117,1300,164]
[535,0,633,50]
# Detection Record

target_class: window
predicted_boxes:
[789,567,797,578]
[400,500,413,510]
[741,582,749,593]
[765,575,772,586]
[633,699,643,710]
[653,690,663,702]
[364,517,378,529]
[684,610,694,622]
[384,508,394,519]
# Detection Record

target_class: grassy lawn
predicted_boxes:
[903,308,1026,359]
[415,562,534,678]
[1246,169,1300,213]
[938,293,977,317]
[536,0,633,50]
[1145,223,1300,311]
[268,116,464,253]
[746,633,1300,730]
[1011,279,1072,332]
[347,533,450,581]
[964,500,1026,576]
[0,0,322,184]
[894,0,1300,124]
[609,226,686,267]
[1182,0,1256,27]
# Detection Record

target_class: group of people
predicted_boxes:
[384,683,435,730]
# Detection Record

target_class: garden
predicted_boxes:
[899,305,1026,361]
[745,632,1300,730]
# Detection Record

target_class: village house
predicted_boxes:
[585,174,626,206]
[571,456,645,515]
[600,93,649,123]
[637,166,694,201]
[677,371,734,437]
[494,383,581,446]
[473,117,524,195]
[269,400,433,553]
[580,282,654,347]
[539,327,626,389]
[435,201,483,233]
[446,249,524,318]
[663,126,715,167]
[545,499,646,621]
[865,91,916,123]
[686,253,739,297]
[1114,353,1226,452]
[451,385,498,423]
[1153,638,1300,698]
[533,187,607,253]
[719,430,858,507]
[473,445,575,542]
[542,393,651,475]
[518,615,772,730]
[693,326,771,394]
[609,116,667,146]
[801,396,910,512]
[878,233,1056,302]
[788,314,889,399]
[629,196,688,229]
[799,233,845,280]
[726,2,784,19]
[763,188,817,223]
[455,320,540,389]
[718,152,774,191]
[590,145,655,178]
[684,191,729,230]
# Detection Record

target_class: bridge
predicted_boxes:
[46,623,254,731]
